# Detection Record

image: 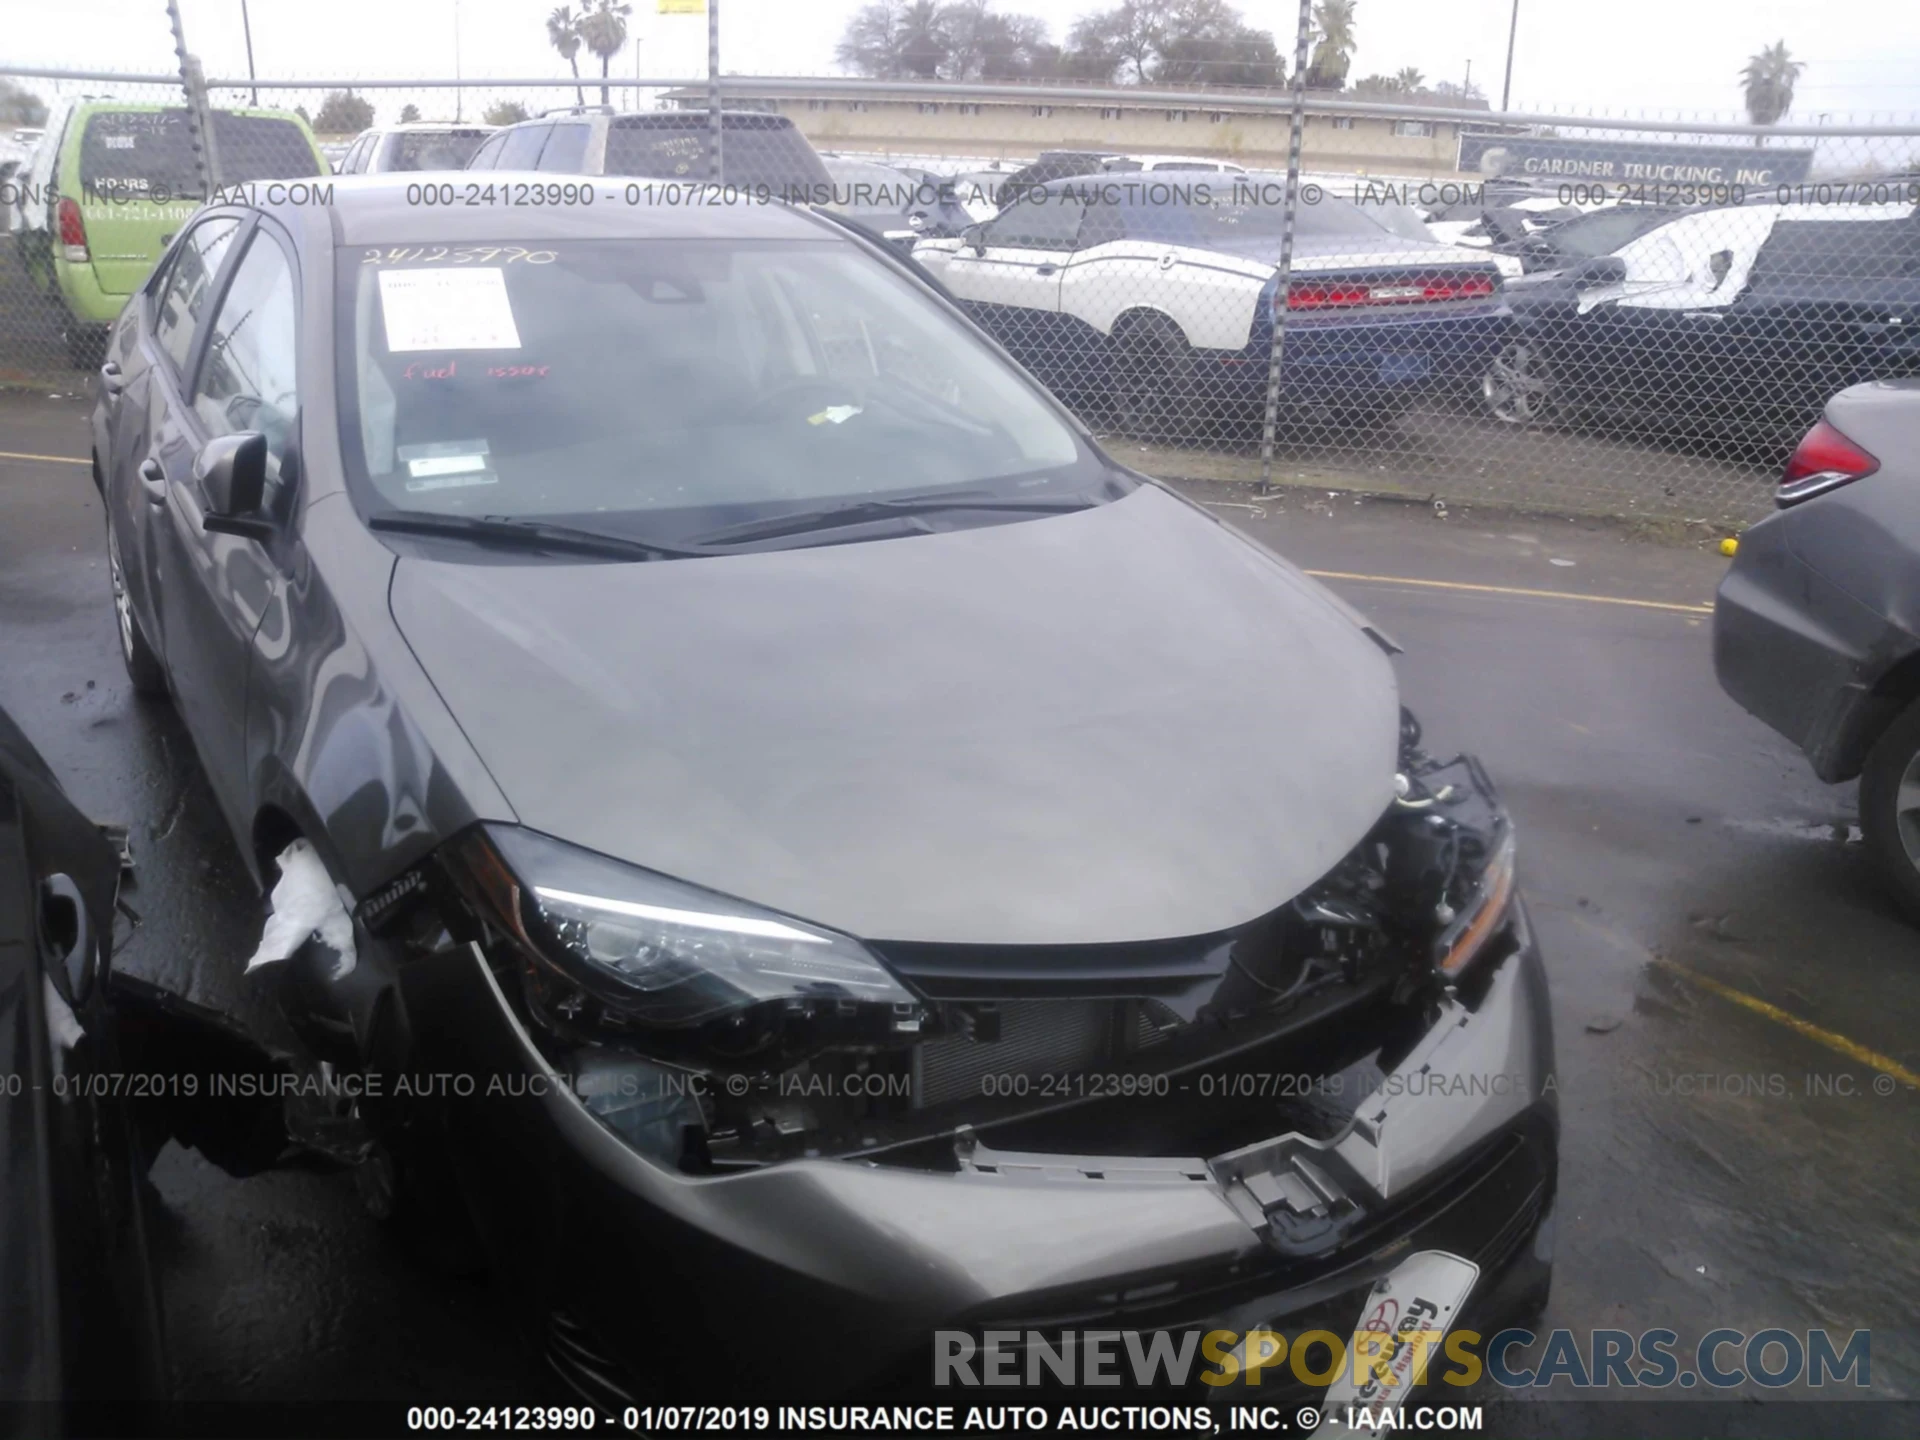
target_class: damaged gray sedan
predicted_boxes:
[90,173,1554,1402]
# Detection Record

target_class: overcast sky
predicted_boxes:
[11,0,1920,121]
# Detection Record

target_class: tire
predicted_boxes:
[1482,340,1553,426]
[1859,698,1920,924]
[106,513,168,697]
[1109,314,1196,443]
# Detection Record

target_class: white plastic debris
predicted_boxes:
[44,975,85,1050]
[246,838,357,979]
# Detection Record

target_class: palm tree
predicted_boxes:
[1307,0,1357,90]
[895,0,949,79]
[579,0,634,106]
[1741,40,1804,141]
[1393,65,1423,94]
[548,6,587,107]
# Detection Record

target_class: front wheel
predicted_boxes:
[106,513,168,697]
[1860,699,1920,925]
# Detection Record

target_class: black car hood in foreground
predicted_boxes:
[389,484,1399,945]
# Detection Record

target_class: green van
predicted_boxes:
[14,99,327,364]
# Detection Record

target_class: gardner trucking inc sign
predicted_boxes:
[1457,133,1815,187]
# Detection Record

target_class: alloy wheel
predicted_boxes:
[1483,342,1553,426]
[1895,751,1920,873]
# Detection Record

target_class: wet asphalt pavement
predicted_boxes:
[2,388,1915,1423]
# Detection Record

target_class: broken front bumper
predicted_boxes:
[400,898,1555,1401]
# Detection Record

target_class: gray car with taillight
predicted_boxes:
[1716,377,1920,920]
[88,173,1554,1401]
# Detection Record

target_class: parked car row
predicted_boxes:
[17,98,1920,460]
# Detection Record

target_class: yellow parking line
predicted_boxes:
[1651,955,1920,1088]
[0,449,89,467]
[1303,569,1714,616]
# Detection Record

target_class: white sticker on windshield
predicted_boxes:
[398,439,495,491]
[407,453,488,479]
[807,404,863,426]
[378,267,522,352]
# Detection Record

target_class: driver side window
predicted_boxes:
[984,193,1085,250]
[194,231,299,504]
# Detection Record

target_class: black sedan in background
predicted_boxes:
[1485,200,1920,441]
[1716,378,1920,922]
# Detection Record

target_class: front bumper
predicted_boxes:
[401,900,1556,1401]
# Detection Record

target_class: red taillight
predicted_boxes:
[55,196,88,261]
[1778,418,1878,506]
[1286,270,1497,310]
[1287,281,1373,310]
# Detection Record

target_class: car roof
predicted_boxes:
[269,171,839,246]
[378,122,496,134]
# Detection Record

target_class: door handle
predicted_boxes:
[99,360,125,397]
[138,458,168,506]
[1035,264,1059,276]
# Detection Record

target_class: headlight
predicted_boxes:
[1432,820,1516,979]
[452,824,920,1030]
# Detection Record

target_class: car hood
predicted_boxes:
[388,484,1400,945]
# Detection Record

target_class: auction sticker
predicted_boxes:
[379,267,522,352]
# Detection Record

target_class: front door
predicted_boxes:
[152,221,300,831]
[938,191,1080,375]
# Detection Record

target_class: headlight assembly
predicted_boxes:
[449,824,922,1032]
[1433,821,1516,979]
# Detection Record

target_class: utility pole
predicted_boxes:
[454,0,464,122]
[165,0,219,195]
[240,0,258,105]
[707,0,723,183]
[1257,0,1314,499]
[1501,0,1519,110]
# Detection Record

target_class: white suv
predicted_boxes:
[335,123,495,174]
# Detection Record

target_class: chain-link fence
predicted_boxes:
[4,50,1919,527]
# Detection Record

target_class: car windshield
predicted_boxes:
[386,129,493,171]
[80,109,318,195]
[337,237,1099,547]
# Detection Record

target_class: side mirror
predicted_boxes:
[194,431,273,539]
[1571,255,1627,290]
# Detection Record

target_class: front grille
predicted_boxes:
[910,999,1181,1109]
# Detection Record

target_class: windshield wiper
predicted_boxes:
[366,511,706,561]
[689,490,1098,548]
